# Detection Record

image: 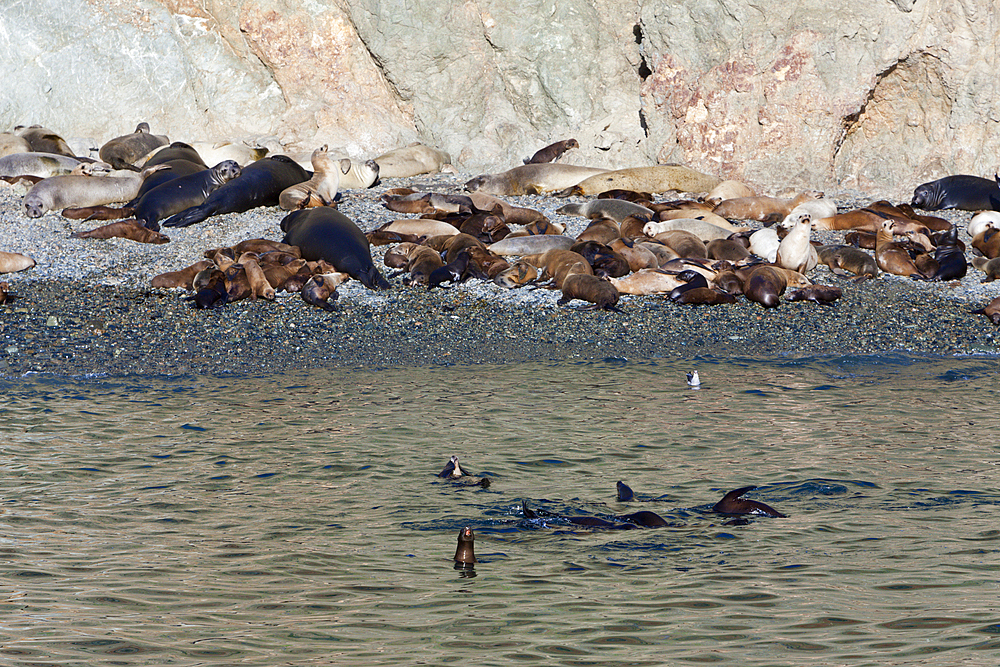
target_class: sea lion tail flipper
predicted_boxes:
[616,481,634,502]
[721,486,757,503]
[162,205,210,228]
[522,500,538,520]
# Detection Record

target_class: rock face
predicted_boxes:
[0,0,996,195]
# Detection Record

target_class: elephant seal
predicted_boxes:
[556,199,654,222]
[163,155,309,227]
[134,160,242,230]
[0,251,36,273]
[454,526,476,567]
[523,138,579,164]
[15,125,75,156]
[280,208,390,289]
[558,273,620,310]
[99,123,169,170]
[0,152,83,178]
[911,174,1000,211]
[712,486,786,518]
[616,481,634,502]
[558,165,722,197]
[23,164,166,218]
[374,142,451,178]
[465,164,610,196]
[279,145,342,210]
[488,234,575,256]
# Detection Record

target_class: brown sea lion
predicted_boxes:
[151,259,215,289]
[454,526,476,567]
[712,192,819,222]
[652,230,707,259]
[713,486,786,518]
[523,138,579,164]
[972,228,1000,259]
[707,238,751,262]
[301,273,348,311]
[575,215,621,244]
[739,265,787,308]
[971,256,1000,282]
[558,165,722,197]
[674,286,737,305]
[70,219,170,244]
[237,254,276,300]
[403,245,446,287]
[610,237,659,271]
[557,199,654,222]
[99,122,169,170]
[494,260,539,288]
[972,296,1000,324]
[522,248,592,288]
[875,220,927,279]
[557,273,620,310]
[816,245,878,280]
[785,285,843,306]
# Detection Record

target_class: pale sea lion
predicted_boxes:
[186,141,268,166]
[968,211,1000,239]
[488,234,575,256]
[23,164,166,218]
[378,219,460,238]
[279,145,342,210]
[705,179,755,203]
[99,122,169,170]
[749,227,780,263]
[374,142,451,178]
[775,213,817,274]
[0,251,36,273]
[644,218,734,243]
[465,164,610,196]
[558,165,721,197]
[609,268,682,295]
[523,138,579,164]
[713,193,820,222]
[0,132,31,157]
[288,153,379,189]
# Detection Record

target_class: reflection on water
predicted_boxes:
[2,355,1000,665]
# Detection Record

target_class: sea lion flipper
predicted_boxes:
[522,500,538,520]
[721,486,756,502]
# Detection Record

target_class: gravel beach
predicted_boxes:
[2,172,999,378]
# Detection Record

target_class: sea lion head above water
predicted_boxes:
[454,526,476,568]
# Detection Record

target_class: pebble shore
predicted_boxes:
[2,173,999,378]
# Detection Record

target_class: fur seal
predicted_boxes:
[558,273,620,310]
[465,164,610,196]
[133,160,242,230]
[279,145,342,210]
[280,208,390,289]
[374,142,451,178]
[524,138,579,164]
[99,123,169,170]
[911,174,1000,211]
[0,251,36,273]
[558,165,721,197]
[0,152,83,178]
[163,156,309,227]
[22,164,166,218]
[712,486,786,518]
[454,526,476,567]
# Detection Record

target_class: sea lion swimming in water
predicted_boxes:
[616,481,634,501]
[437,455,491,488]
[712,486,786,518]
[522,500,668,529]
[454,526,476,568]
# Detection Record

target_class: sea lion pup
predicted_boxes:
[507,219,565,237]
[151,259,215,289]
[465,193,549,227]
[494,260,539,288]
[0,152,84,178]
[972,256,1000,282]
[0,281,15,304]
[652,229,708,259]
[402,245,445,287]
[644,218,734,243]
[969,211,1000,238]
[575,214,621,244]
[707,237,751,262]
[454,526,476,567]
[459,211,510,243]
[616,481,634,502]
[0,251,36,273]
[911,174,1000,211]
[816,245,879,280]
[785,284,843,306]
[186,267,228,309]
[437,455,491,487]
[712,486,786,518]
[522,248,593,289]
[972,296,1000,324]
[610,237,659,271]
[875,220,928,279]
[70,219,170,244]
[230,238,302,257]
[558,273,621,310]
[465,163,610,196]
[557,165,722,197]
[99,122,169,170]
[704,179,755,204]
[236,253,275,300]
[22,163,166,218]
[301,272,348,311]
[931,224,968,281]
[571,240,630,278]
[164,155,310,227]
[775,212,817,274]
[973,227,1000,259]
[15,125,76,156]
[281,208,390,289]
[712,192,820,222]
[279,145,342,210]
[523,138,579,164]
[609,268,683,295]
[374,142,451,178]
[556,199,654,222]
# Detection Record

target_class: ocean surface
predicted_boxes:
[2,355,999,666]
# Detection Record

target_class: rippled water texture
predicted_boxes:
[2,355,999,666]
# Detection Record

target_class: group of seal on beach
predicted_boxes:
[2,123,1000,320]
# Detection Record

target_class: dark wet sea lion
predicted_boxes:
[437,455,491,487]
[931,225,968,281]
[301,274,341,311]
[454,526,476,566]
[740,265,787,308]
[911,174,1000,211]
[280,207,390,289]
[164,155,310,227]
[620,510,670,528]
[616,481,634,502]
[522,500,628,529]
[186,268,228,309]
[674,286,737,305]
[523,138,579,164]
[134,160,242,230]
[713,486,786,517]
[668,269,709,301]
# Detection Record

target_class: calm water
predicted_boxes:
[2,355,999,666]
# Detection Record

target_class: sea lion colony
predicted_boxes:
[2,124,1000,318]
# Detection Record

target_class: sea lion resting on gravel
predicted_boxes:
[465,164,610,196]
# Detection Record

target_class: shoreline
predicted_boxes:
[2,174,1000,378]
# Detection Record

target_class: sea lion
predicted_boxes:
[616,481,634,502]
[775,212,817,274]
[712,486,786,518]
[705,179,755,203]
[237,254,275,300]
[969,211,1000,239]
[713,192,820,222]
[523,138,579,164]
[972,227,1000,259]
[133,160,242,230]
[374,142,451,178]
[163,155,309,227]
[875,220,927,279]
[558,165,721,197]
[972,296,1000,324]
[437,455,491,487]
[0,132,31,157]
[557,199,654,222]
[454,526,476,567]
[707,238,751,262]
[972,256,1000,282]
[15,125,75,156]
[151,259,215,289]
[280,208,390,289]
[557,273,620,310]
[911,174,1000,211]
[99,123,169,170]
[668,268,709,300]
[609,268,682,295]
[288,153,379,189]
[644,218,734,243]
[673,285,737,306]
[652,229,708,259]
[931,224,968,281]
[488,234,575,256]
[494,260,539,288]
[522,500,667,529]
[279,145,342,210]
[575,215,621,245]
[0,152,83,178]
[523,248,593,288]
[377,218,461,239]
[400,245,446,287]
[186,268,228,309]
[740,265,787,308]
[816,245,878,280]
[785,285,842,305]
[0,251,36,273]
[143,142,207,169]
[610,237,660,271]
[301,273,344,311]
[70,219,170,244]
[465,164,610,196]
[22,164,166,218]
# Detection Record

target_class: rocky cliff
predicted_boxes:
[3,0,996,195]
